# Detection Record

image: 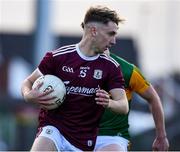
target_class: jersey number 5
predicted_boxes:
[79,69,87,78]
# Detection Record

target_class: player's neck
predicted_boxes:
[79,39,97,57]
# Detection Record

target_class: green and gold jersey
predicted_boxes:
[98,53,150,140]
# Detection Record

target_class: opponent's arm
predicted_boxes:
[96,88,128,114]
[139,85,169,151]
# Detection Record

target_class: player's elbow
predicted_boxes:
[114,100,129,114]
[119,97,129,114]
[117,101,128,114]
[123,103,129,114]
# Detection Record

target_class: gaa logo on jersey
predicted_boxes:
[93,69,103,79]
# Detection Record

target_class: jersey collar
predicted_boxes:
[76,44,100,61]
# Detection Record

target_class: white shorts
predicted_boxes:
[38,125,82,152]
[95,136,129,151]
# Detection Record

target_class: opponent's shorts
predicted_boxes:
[37,125,82,152]
[95,136,129,151]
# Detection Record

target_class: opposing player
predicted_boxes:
[21,6,128,151]
[95,51,169,151]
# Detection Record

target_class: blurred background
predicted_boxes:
[0,0,180,150]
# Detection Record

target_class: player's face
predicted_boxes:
[94,21,118,54]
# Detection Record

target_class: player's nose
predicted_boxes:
[111,37,116,45]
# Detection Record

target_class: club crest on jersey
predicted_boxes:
[93,69,103,79]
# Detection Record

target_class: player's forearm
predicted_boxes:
[151,100,170,151]
[140,85,167,137]
[21,79,33,100]
[96,89,129,114]
[108,98,129,114]
[109,88,129,114]
[149,97,167,137]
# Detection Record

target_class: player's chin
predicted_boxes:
[99,48,107,54]
[103,47,110,52]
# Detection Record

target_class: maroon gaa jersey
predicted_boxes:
[37,44,125,151]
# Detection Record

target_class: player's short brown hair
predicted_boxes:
[81,5,124,28]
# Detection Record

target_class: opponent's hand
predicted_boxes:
[152,136,169,151]
[95,89,111,108]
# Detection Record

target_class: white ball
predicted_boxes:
[32,74,66,107]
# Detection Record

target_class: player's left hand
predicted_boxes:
[152,135,169,151]
[95,89,111,108]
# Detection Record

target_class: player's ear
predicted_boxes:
[90,26,97,37]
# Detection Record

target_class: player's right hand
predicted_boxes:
[24,82,58,109]
[95,89,111,108]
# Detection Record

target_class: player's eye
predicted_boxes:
[108,31,116,36]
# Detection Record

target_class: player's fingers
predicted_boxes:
[33,81,43,90]
[41,99,61,109]
[95,97,109,102]
[95,90,110,108]
[95,97,109,107]
[96,98,109,108]
[39,102,55,106]
[39,96,57,102]
[39,102,54,106]
[40,104,58,110]
[96,92,110,98]
[96,89,109,95]
[38,98,58,106]
[38,88,54,97]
